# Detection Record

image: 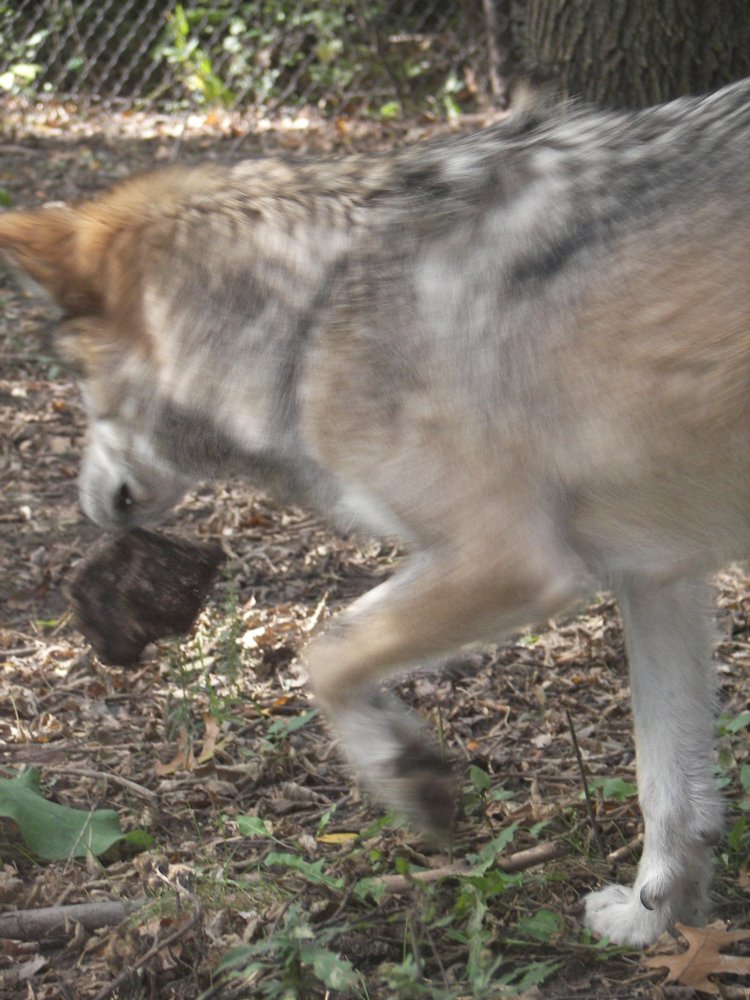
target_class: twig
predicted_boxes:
[45,766,159,803]
[423,920,450,990]
[495,839,570,872]
[0,144,43,155]
[566,709,606,858]
[369,839,568,894]
[480,0,510,108]
[406,911,423,977]
[355,1,406,114]
[0,899,147,939]
[91,907,201,1000]
[169,110,192,163]
[607,832,643,864]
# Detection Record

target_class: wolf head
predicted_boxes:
[0,175,201,529]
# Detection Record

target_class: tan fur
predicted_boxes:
[3,80,750,947]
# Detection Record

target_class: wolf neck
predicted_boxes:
[152,391,340,513]
[141,215,351,514]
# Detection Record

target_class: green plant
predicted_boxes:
[164,599,246,736]
[375,857,560,999]
[0,12,46,95]
[365,826,566,999]
[718,709,750,737]
[586,776,638,803]
[154,3,235,107]
[463,766,516,829]
[716,710,750,870]
[217,902,364,998]
[263,709,318,745]
[264,851,345,892]
[147,0,472,115]
[462,764,493,822]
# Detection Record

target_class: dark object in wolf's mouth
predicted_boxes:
[69,529,224,666]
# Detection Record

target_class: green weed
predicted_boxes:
[217,902,364,998]
[163,597,246,737]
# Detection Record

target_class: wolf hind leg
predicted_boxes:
[584,575,722,946]
[306,535,582,839]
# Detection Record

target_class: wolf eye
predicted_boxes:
[115,483,135,512]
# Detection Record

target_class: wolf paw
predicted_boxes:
[583,884,674,947]
[333,691,457,841]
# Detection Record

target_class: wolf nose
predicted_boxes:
[114,483,135,514]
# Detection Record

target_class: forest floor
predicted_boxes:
[1,97,750,1000]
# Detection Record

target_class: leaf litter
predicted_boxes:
[0,97,749,998]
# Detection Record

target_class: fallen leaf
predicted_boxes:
[197,714,220,763]
[155,729,195,776]
[270,693,293,710]
[531,732,553,749]
[644,921,750,994]
[318,832,359,844]
[47,435,70,455]
[17,954,47,981]
[0,769,125,860]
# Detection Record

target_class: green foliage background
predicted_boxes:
[0,0,482,115]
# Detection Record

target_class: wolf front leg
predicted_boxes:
[305,542,580,840]
[584,575,722,947]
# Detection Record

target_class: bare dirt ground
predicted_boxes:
[1,98,750,1000]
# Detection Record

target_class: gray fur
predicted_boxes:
[3,78,750,948]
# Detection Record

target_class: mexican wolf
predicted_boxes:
[2,78,750,947]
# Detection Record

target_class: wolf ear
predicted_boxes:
[0,206,102,315]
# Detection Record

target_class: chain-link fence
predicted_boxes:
[0,1,501,115]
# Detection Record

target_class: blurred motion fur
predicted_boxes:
[2,78,750,946]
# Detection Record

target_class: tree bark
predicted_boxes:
[516,0,750,108]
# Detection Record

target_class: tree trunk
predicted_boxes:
[516,0,750,108]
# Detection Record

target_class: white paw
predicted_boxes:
[583,884,674,947]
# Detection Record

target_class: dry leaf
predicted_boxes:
[644,921,750,994]
[196,713,226,763]
[155,728,195,776]
[17,954,47,982]
[269,693,293,710]
[156,717,232,772]
[198,714,220,762]
[47,435,71,454]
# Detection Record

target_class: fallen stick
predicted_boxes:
[0,899,147,939]
[91,908,201,1000]
[607,832,643,863]
[373,840,569,894]
[495,840,570,873]
[45,766,159,803]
